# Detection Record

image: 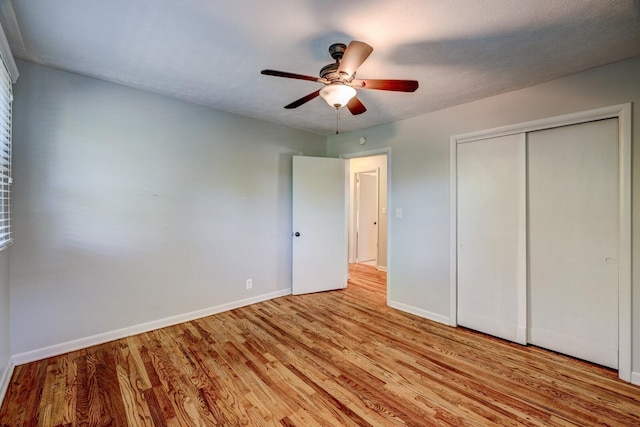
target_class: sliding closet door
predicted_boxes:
[528,119,619,368]
[457,134,526,343]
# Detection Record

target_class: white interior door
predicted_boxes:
[356,171,378,263]
[457,133,527,344]
[528,119,619,368]
[292,156,347,295]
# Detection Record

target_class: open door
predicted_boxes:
[292,156,347,295]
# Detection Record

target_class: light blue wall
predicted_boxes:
[328,55,640,373]
[10,61,326,355]
[0,250,9,383]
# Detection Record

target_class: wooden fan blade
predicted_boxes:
[284,90,321,109]
[351,79,419,92]
[337,41,373,77]
[261,69,321,83]
[346,96,367,115]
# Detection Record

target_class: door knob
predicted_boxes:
[294,232,301,237]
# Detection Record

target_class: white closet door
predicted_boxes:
[457,134,527,343]
[528,119,619,368]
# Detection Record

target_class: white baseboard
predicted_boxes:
[631,371,640,386]
[376,266,387,272]
[0,358,15,407]
[388,300,449,325]
[12,288,291,366]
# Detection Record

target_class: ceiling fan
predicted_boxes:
[261,41,419,116]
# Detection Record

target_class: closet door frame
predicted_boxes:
[449,103,632,382]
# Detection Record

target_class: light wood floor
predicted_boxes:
[2,264,639,426]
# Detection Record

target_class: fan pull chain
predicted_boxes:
[335,107,340,134]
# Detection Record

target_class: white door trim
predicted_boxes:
[449,103,632,382]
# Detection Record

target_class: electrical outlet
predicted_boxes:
[246,278,253,290]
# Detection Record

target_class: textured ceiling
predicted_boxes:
[2,0,640,135]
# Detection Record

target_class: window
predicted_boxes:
[0,51,13,250]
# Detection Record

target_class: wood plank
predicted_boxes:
[1,264,639,425]
[116,342,154,426]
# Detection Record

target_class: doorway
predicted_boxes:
[291,152,389,298]
[346,152,389,296]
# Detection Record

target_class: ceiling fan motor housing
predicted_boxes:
[320,63,339,80]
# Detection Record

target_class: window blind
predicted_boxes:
[0,54,12,250]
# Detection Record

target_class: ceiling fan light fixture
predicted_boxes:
[319,84,356,108]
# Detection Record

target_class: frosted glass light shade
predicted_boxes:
[319,84,356,108]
